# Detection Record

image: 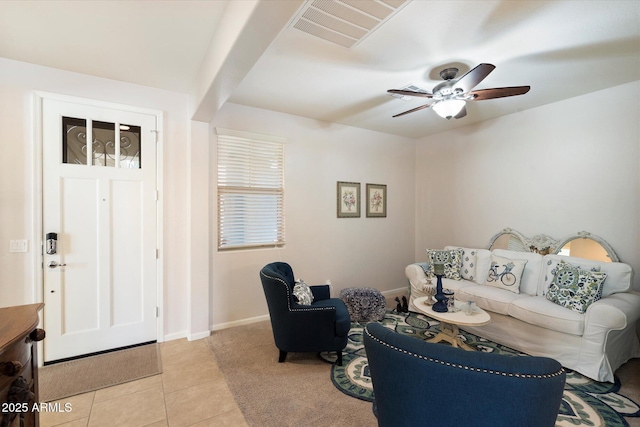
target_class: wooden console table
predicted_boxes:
[0,303,45,427]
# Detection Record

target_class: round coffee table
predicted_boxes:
[413,296,491,351]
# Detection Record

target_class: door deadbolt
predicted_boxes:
[46,232,58,255]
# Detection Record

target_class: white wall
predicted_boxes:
[209,103,416,327]
[0,58,193,338]
[415,81,640,290]
[3,55,637,340]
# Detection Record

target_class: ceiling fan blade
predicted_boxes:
[454,106,467,119]
[453,63,496,93]
[392,103,432,118]
[387,89,433,98]
[469,86,531,100]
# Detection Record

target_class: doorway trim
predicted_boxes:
[32,92,165,362]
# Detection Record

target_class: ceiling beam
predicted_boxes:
[190,0,303,122]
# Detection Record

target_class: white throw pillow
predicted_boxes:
[473,249,493,284]
[485,254,528,294]
[293,279,314,305]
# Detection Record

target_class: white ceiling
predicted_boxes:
[1,1,639,139]
[0,0,226,93]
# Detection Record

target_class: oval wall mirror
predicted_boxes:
[553,231,619,262]
[488,228,529,252]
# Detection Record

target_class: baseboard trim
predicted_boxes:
[210,314,270,332]
[188,331,212,341]
[163,331,187,342]
[380,287,408,296]
[164,315,271,341]
[197,287,407,336]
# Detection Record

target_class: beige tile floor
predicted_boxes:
[40,338,248,427]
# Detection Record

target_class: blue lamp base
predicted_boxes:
[432,274,448,313]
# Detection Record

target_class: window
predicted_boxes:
[62,116,141,168]
[216,128,285,250]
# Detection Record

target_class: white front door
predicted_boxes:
[42,98,159,362]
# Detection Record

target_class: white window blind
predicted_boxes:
[216,128,285,250]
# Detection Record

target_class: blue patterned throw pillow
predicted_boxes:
[546,260,607,313]
[426,248,464,280]
[293,279,314,305]
[460,248,477,281]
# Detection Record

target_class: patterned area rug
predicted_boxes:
[321,311,640,427]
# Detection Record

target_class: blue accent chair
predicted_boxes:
[363,322,566,427]
[259,262,351,365]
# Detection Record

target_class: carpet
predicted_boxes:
[321,311,640,427]
[206,320,377,426]
[39,343,162,402]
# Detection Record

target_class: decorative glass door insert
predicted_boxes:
[62,116,141,168]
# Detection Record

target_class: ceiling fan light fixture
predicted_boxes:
[388,63,530,120]
[433,99,466,120]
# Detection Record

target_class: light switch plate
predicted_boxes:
[9,240,28,253]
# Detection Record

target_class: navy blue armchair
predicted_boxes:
[259,262,351,365]
[363,322,566,427]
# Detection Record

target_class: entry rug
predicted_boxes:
[39,343,162,402]
[321,311,640,427]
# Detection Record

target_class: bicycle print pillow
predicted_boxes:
[485,254,528,294]
[426,248,464,280]
[545,260,607,314]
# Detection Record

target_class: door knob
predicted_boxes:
[28,329,46,343]
[48,261,66,268]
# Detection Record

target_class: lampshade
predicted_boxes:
[432,99,466,119]
[434,263,445,275]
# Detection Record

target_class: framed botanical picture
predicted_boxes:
[337,181,360,218]
[366,183,387,218]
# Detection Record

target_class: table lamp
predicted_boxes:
[432,263,448,312]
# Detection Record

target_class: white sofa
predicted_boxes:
[405,247,640,382]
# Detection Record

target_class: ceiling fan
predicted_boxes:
[387,63,530,120]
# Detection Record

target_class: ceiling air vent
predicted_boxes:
[289,0,410,48]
